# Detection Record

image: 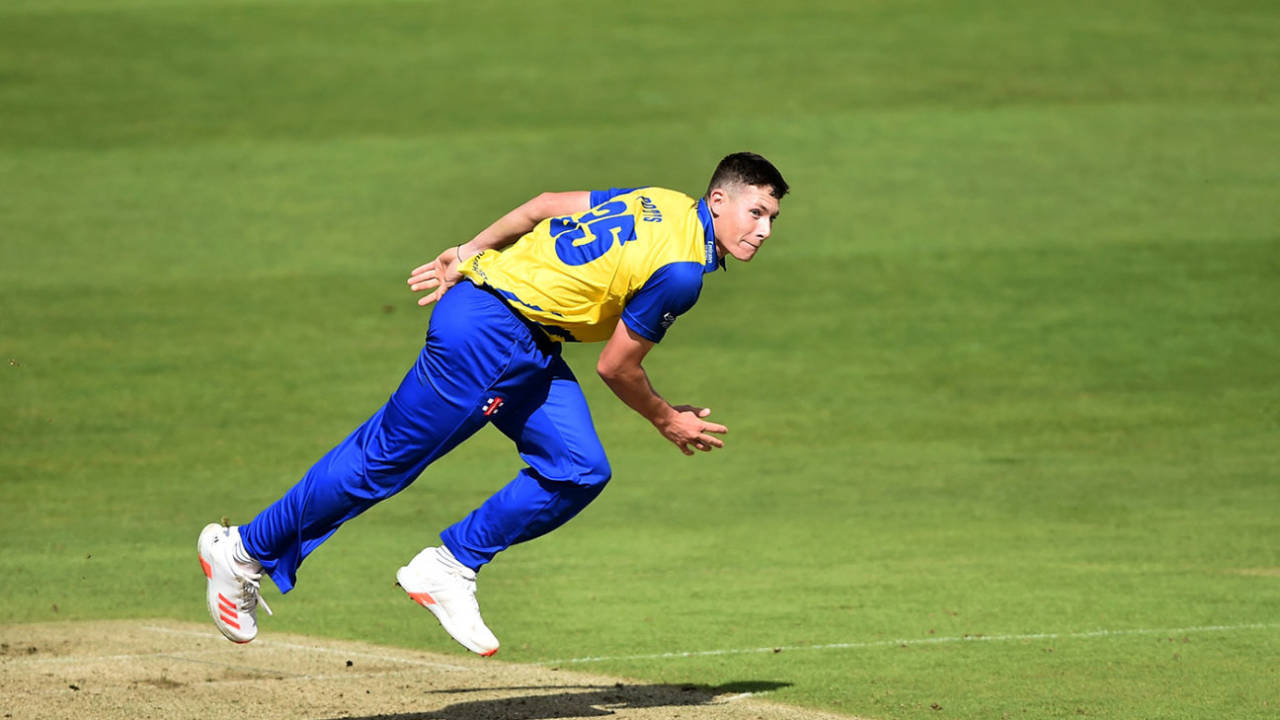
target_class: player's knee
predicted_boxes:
[575,451,611,488]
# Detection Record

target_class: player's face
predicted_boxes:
[708,183,781,262]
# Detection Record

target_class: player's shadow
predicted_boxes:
[320,680,791,720]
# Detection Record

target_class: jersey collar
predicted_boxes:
[696,198,726,273]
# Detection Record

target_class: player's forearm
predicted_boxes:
[460,191,589,260]
[459,208,539,259]
[597,362,677,429]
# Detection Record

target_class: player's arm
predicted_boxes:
[459,191,591,260]
[408,191,591,306]
[596,319,728,456]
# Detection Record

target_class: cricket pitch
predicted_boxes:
[1,620,858,719]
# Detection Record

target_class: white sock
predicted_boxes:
[436,546,475,579]
[232,539,259,567]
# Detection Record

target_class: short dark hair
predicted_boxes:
[706,152,789,199]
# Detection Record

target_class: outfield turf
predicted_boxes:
[2,1,1278,718]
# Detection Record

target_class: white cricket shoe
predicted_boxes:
[396,546,499,657]
[198,523,272,644]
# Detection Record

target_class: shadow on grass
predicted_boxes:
[317,680,792,719]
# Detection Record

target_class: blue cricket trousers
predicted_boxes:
[240,281,611,593]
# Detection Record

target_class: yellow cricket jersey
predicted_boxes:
[458,186,723,343]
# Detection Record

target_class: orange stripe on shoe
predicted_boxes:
[407,591,436,607]
[200,556,213,579]
[219,613,242,630]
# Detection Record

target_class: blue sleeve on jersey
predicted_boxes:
[621,261,704,343]
[588,187,640,208]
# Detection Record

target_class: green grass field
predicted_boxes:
[2,0,1278,718]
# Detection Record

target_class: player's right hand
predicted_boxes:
[408,246,465,306]
[659,405,728,456]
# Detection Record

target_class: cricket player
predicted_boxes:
[198,152,788,655]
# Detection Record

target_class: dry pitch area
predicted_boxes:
[1,620,856,720]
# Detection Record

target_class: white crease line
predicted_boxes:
[141,625,471,671]
[540,622,1280,665]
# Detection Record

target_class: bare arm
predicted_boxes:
[408,191,592,306]
[596,319,728,456]
[458,191,591,260]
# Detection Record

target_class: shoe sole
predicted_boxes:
[395,568,498,657]
[198,524,254,644]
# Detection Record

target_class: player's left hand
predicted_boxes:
[662,405,728,456]
[408,246,465,306]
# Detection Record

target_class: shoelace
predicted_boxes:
[236,568,273,616]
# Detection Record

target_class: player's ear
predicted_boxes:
[707,186,728,213]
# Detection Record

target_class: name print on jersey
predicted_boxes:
[638,196,664,223]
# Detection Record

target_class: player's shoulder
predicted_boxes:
[589,186,695,210]
[647,258,706,289]
[634,186,697,208]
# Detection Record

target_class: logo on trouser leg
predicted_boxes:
[482,396,504,416]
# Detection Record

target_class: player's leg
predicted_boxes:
[441,356,611,570]
[396,357,609,655]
